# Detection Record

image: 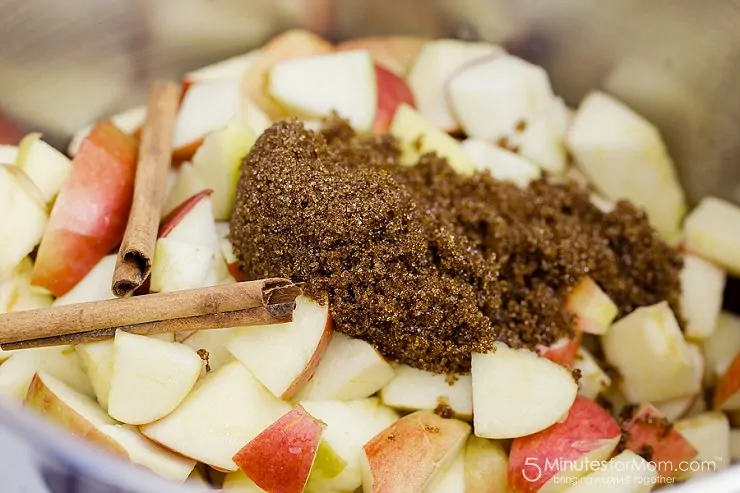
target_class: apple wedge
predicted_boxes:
[336,36,428,76]
[653,342,704,421]
[67,106,146,157]
[0,257,53,314]
[390,103,477,175]
[561,450,657,493]
[75,340,114,410]
[181,327,236,373]
[185,49,262,83]
[0,345,93,401]
[621,404,698,480]
[674,411,730,479]
[300,332,394,401]
[190,119,256,220]
[107,330,202,425]
[242,30,334,120]
[53,254,117,306]
[32,122,138,297]
[268,50,377,133]
[141,361,290,471]
[373,65,416,134]
[464,436,509,493]
[680,253,726,340]
[573,348,612,400]
[16,132,71,203]
[460,138,542,188]
[223,470,266,492]
[472,343,578,439]
[448,55,554,143]
[150,237,217,293]
[511,110,568,175]
[362,410,470,493]
[172,79,242,162]
[563,277,618,336]
[508,396,621,493]
[379,364,472,420]
[0,164,48,280]
[407,39,503,132]
[162,163,208,217]
[602,301,698,403]
[226,295,333,400]
[0,144,18,164]
[566,91,686,240]
[301,398,399,493]
[684,196,740,276]
[233,406,345,493]
[538,333,582,367]
[714,352,740,411]
[703,312,740,386]
[427,449,465,493]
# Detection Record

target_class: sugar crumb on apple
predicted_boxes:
[571,368,582,383]
[196,349,211,372]
[433,398,454,419]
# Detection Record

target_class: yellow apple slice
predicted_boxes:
[300,332,395,402]
[107,330,203,425]
[654,342,704,421]
[16,132,71,203]
[684,196,740,276]
[361,410,470,492]
[472,343,577,439]
[464,437,508,493]
[226,295,333,400]
[380,364,472,420]
[141,361,290,471]
[680,253,726,340]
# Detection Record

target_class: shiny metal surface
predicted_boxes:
[1,0,740,491]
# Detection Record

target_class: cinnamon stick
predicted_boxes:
[112,81,180,297]
[1,305,293,350]
[0,279,300,347]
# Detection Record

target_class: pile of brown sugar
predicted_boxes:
[230,118,683,374]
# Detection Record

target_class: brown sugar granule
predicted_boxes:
[230,118,682,374]
[435,398,455,419]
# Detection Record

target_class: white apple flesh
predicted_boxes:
[703,312,740,386]
[680,253,726,340]
[561,450,657,493]
[573,348,612,400]
[674,411,731,479]
[460,138,542,188]
[16,132,71,204]
[684,196,740,276]
[564,277,618,336]
[653,342,704,421]
[150,237,216,293]
[464,436,509,493]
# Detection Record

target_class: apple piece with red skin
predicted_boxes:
[714,351,740,411]
[159,189,212,238]
[31,122,138,297]
[621,404,698,480]
[361,410,471,493]
[233,406,345,493]
[538,332,582,367]
[508,396,621,493]
[372,65,415,134]
[563,277,618,335]
[335,36,428,77]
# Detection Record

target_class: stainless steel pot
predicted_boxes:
[1,0,739,491]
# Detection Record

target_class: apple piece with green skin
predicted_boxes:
[16,133,71,204]
[703,312,740,386]
[226,295,333,401]
[336,36,428,77]
[233,406,346,493]
[566,91,686,240]
[31,122,138,297]
[390,103,477,175]
[464,436,509,493]
[191,119,256,220]
[162,163,208,217]
[448,55,554,143]
[680,253,726,340]
[107,330,203,425]
[379,364,472,420]
[0,164,48,280]
[427,449,465,493]
[473,343,578,439]
[460,138,542,188]
[268,50,378,133]
[573,348,612,400]
[561,450,657,493]
[361,410,470,493]
[674,411,730,480]
[602,301,698,403]
[407,39,503,133]
[242,30,334,121]
[223,470,266,492]
[67,106,146,157]
[714,352,740,411]
[372,65,416,134]
[300,332,395,402]
[622,404,698,480]
[0,345,93,401]
[563,277,618,336]
[508,396,621,493]
[653,343,704,421]
[301,398,399,493]
[684,197,740,275]
[538,332,582,368]
[141,361,290,471]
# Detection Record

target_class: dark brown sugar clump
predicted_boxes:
[230,119,682,374]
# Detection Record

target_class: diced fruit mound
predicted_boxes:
[1,30,738,493]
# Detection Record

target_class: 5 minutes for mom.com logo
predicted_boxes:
[521,455,721,486]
